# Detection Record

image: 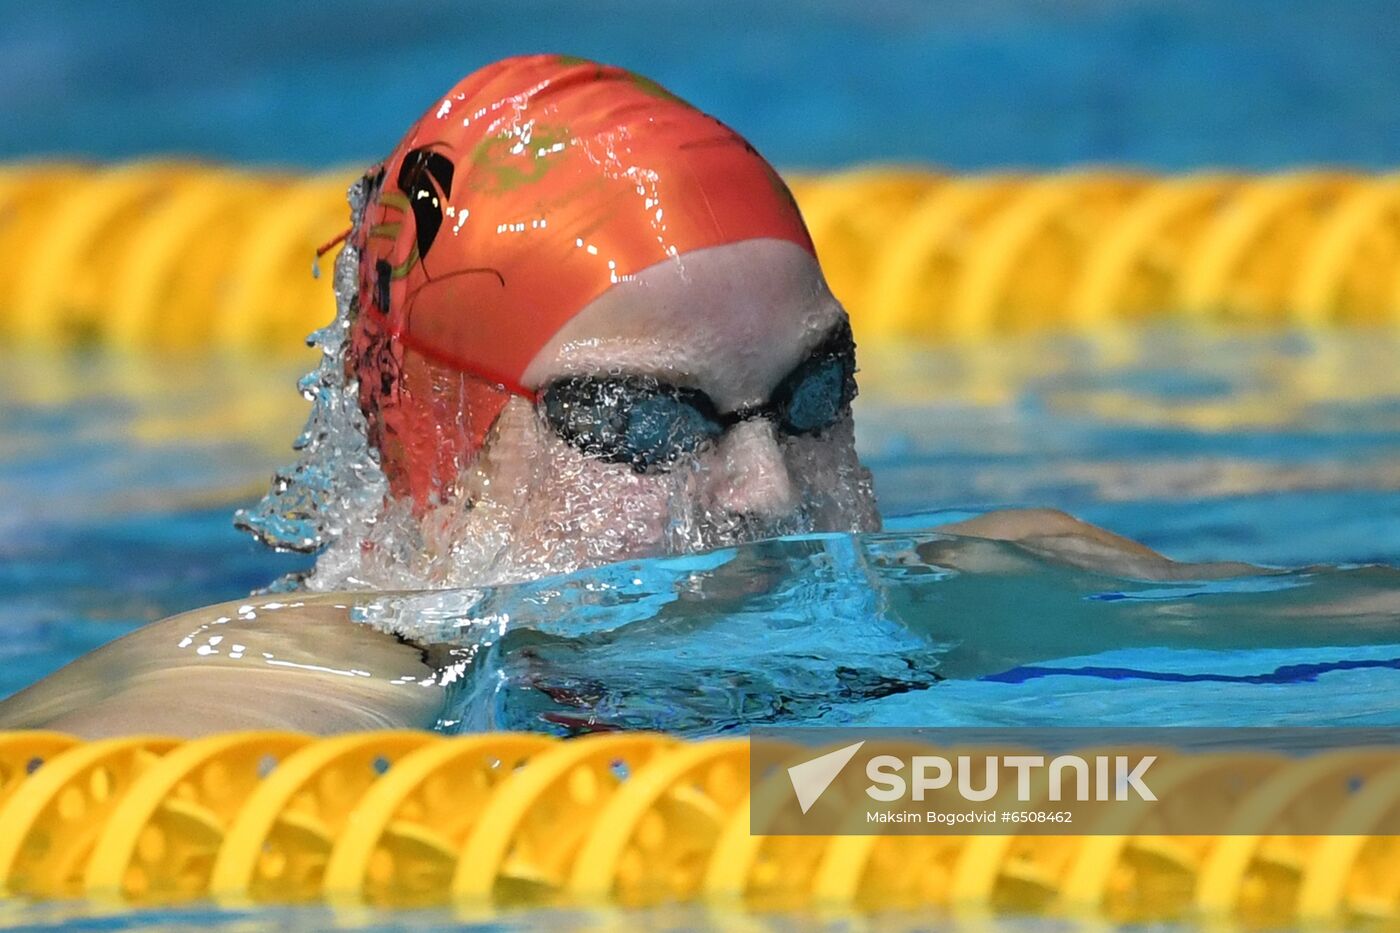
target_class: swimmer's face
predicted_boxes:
[431,239,881,576]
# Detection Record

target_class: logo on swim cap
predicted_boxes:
[396,148,455,260]
[468,123,571,194]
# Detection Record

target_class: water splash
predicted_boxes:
[346,519,1400,736]
[233,176,395,584]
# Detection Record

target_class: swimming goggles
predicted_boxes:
[537,322,857,473]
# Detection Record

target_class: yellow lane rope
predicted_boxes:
[0,730,1393,923]
[5,163,1400,353]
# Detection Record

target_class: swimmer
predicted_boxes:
[0,55,1251,737]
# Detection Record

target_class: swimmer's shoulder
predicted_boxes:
[0,592,446,738]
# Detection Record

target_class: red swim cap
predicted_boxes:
[350,54,814,506]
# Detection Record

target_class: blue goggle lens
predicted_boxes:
[539,324,856,473]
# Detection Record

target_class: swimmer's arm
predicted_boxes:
[0,594,447,739]
[935,508,1260,580]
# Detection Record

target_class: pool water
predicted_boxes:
[3,325,1398,729]
[9,0,1400,172]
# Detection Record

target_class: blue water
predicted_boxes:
[5,0,1400,171]
[3,327,1398,728]
[373,526,1398,735]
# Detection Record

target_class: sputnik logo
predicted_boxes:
[787,741,865,814]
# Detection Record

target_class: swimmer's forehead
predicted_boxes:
[522,240,846,411]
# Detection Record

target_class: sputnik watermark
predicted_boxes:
[865,753,1156,802]
[787,741,1155,814]
[753,727,1400,836]
[788,741,865,814]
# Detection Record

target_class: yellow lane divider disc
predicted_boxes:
[1178,171,1360,322]
[1,168,105,339]
[214,172,354,353]
[84,731,312,903]
[1296,760,1400,925]
[0,736,179,898]
[861,175,1028,341]
[451,732,677,908]
[0,165,89,336]
[11,162,203,344]
[706,799,826,913]
[950,171,1150,340]
[568,736,749,908]
[812,833,974,914]
[946,743,1164,921]
[107,172,289,351]
[322,733,556,907]
[1290,175,1400,325]
[704,739,875,913]
[797,167,939,321]
[810,741,1040,914]
[209,730,441,905]
[1068,174,1242,327]
[1057,752,1286,925]
[1195,749,1400,928]
[0,732,79,809]
[1222,173,1365,324]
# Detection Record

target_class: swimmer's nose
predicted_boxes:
[702,419,798,520]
